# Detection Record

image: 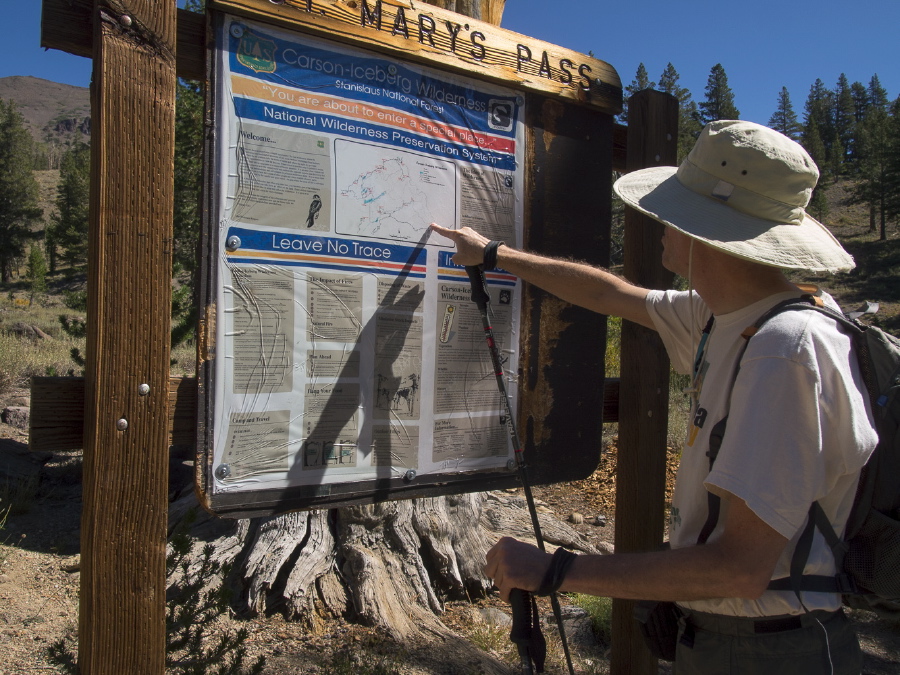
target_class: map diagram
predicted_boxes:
[335,140,456,242]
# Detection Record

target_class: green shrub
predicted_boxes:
[62,289,87,311]
[572,594,613,645]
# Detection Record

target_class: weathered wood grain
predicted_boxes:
[77,1,177,673]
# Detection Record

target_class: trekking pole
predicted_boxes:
[465,265,576,675]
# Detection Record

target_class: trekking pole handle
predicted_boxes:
[509,588,537,675]
[464,264,491,312]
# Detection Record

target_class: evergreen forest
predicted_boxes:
[621,63,900,243]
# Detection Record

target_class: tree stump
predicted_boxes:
[169,489,598,640]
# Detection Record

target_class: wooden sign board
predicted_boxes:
[210,0,622,115]
[198,2,620,518]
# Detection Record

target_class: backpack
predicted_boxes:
[707,295,900,616]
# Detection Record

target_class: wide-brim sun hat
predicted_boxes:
[613,120,854,273]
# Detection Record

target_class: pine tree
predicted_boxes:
[801,117,829,220]
[850,106,891,238]
[803,80,836,178]
[803,79,834,135]
[767,87,802,140]
[851,81,869,122]
[174,79,203,278]
[618,63,655,123]
[173,0,206,275]
[802,118,827,169]
[45,222,59,275]
[657,63,702,162]
[867,74,889,111]
[168,0,207,349]
[26,245,48,305]
[807,182,830,222]
[833,74,855,172]
[49,142,91,270]
[698,64,740,124]
[884,96,900,227]
[847,81,872,169]
[829,132,845,178]
[0,99,42,282]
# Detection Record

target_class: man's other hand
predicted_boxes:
[484,537,552,601]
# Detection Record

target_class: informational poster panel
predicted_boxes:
[203,14,525,506]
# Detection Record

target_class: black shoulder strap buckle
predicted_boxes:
[834,572,859,595]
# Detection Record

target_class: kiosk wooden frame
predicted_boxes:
[195,0,620,517]
[36,1,677,673]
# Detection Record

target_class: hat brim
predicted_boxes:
[614,167,855,273]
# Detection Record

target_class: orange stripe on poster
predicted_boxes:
[229,249,426,272]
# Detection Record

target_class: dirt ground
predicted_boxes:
[1,393,900,674]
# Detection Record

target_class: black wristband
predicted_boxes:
[534,547,578,596]
[482,240,504,271]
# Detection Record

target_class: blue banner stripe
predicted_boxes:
[232,98,516,171]
[228,227,426,264]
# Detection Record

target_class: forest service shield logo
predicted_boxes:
[237,32,277,73]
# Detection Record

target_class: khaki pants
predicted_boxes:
[673,608,862,675]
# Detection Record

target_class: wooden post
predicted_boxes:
[78,2,177,673]
[610,89,678,675]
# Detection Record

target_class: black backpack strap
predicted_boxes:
[696,415,728,545]
[767,502,858,595]
[751,298,868,598]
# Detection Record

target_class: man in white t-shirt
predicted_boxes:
[431,120,878,674]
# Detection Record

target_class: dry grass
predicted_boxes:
[0,297,86,384]
[464,616,519,663]
[0,473,41,516]
[0,286,198,384]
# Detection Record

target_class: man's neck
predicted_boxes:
[692,253,800,315]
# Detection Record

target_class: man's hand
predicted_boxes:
[430,223,494,267]
[484,537,553,601]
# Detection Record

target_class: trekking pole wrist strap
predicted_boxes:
[535,547,578,596]
[482,240,504,271]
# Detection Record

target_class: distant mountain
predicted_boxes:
[0,75,90,148]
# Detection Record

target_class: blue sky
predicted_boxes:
[3,1,898,126]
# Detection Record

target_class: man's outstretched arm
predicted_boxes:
[430,224,654,329]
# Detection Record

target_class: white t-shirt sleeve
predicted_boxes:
[645,290,711,375]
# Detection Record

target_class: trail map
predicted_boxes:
[336,141,456,242]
